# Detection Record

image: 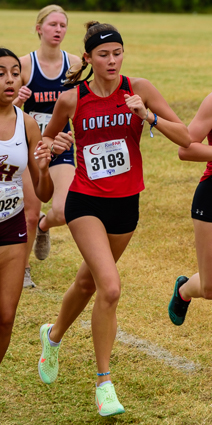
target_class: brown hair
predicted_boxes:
[65,21,119,85]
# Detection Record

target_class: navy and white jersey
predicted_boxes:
[23,50,75,166]
[24,50,71,133]
[0,106,28,222]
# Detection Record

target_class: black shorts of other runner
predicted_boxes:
[191,175,212,222]
[49,146,75,167]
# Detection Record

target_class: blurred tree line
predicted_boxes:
[1,0,212,12]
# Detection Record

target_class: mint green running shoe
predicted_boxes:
[38,323,61,384]
[95,383,125,417]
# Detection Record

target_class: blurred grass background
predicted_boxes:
[0,10,212,425]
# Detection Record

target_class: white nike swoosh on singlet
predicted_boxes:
[100,33,113,39]
[63,159,72,162]
[19,232,27,237]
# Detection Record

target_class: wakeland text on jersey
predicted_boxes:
[33,91,65,103]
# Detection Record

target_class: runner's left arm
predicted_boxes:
[24,113,54,202]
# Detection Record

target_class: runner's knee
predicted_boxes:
[0,309,16,334]
[97,281,121,306]
[51,205,66,225]
[75,276,96,297]
[25,209,40,230]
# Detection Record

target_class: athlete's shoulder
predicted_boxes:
[129,77,160,101]
[200,92,212,109]
[19,53,32,67]
[19,53,32,85]
[23,111,40,132]
[190,92,212,131]
[23,111,41,147]
[59,85,78,100]
[66,52,81,67]
[55,86,78,118]
[129,77,152,90]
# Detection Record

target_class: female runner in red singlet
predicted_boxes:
[37,21,191,417]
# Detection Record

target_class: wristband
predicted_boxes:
[150,113,158,138]
[97,371,110,376]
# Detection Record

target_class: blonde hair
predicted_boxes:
[65,21,119,85]
[36,4,68,38]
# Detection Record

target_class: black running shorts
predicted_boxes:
[65,191,139,234]
[191,176,212,222]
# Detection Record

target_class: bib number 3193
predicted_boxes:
[83,139,130,180]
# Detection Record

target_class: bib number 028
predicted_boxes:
[0,184,23,220]
[0,196,20,212]
[83,139,130,180]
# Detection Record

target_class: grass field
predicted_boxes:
[1,9,212,425]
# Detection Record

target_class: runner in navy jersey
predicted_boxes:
[0,48,53,364]
[37,21,191,417]
[13,5,81,287]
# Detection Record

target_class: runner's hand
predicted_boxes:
[18,86,32,103]
[124,94,147,119]
[34,141,51,170]
[52,131,74,155]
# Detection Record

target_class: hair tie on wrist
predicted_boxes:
[51,143,55,158]
[150,113,158,138]
[142,109,149,126]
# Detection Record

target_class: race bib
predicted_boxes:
[29,112,52,135]
[83,139,130,180]
[0,184,23,221]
